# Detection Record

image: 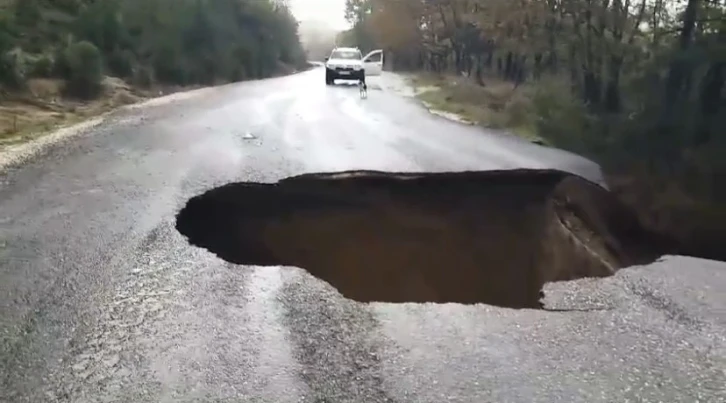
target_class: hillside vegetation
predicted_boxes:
[0,0,307,140]
[341,0,726,261]
[1,0,307,90]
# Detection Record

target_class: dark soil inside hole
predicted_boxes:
[175,169,672,309]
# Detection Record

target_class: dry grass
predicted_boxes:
[0,77,145,146]
[407,73,544,143]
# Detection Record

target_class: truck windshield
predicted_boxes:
[330,50,362,60]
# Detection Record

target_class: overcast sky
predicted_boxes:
[289,0,350,30]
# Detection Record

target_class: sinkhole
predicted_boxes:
[175,169,670,309]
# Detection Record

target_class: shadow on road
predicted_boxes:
[175,169,673,309]
[329,80,382,91]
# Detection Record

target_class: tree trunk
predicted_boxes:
[534,53,543,80]
[568,44,579,94]
[663,0,700,121]
[504,52,514,80]
[695,61,725,145]
[583,70,601,106]
[546,0,559,74]
[475,54,485,86]
[700,61,725,116]
[604,56,623,113]
[515,55,528,85]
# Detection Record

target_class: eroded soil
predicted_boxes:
[175,169,671,309]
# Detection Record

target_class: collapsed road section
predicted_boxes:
[175,169,671,309]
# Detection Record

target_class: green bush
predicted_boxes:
[152,42,187,85]
[13,0,42,28]
[0,50,26,89]
[531,78,596,154]
[29,54,54,78]
[63,40,103,99]
[107,47,134,78]
[51,45,71,79]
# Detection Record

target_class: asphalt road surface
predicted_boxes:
[1,69,725,403]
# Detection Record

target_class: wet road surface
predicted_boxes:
[1,69,725,402]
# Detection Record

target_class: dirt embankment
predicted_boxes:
[0,77,149,147]
[175,169,671,309]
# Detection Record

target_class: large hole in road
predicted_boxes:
[175,169,671,309]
